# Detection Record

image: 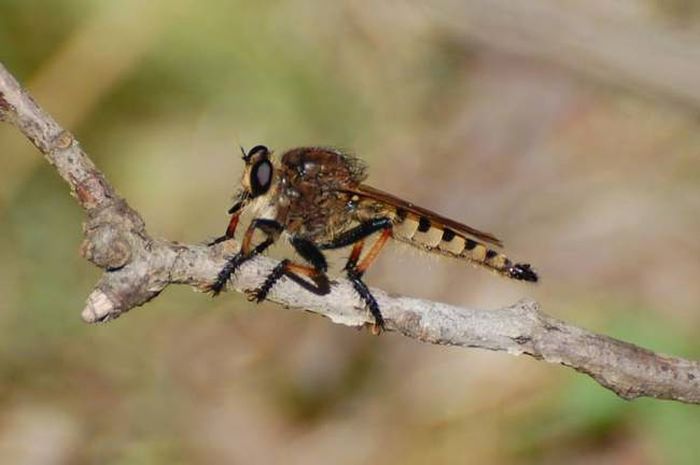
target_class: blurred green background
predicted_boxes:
[1,1,700,464]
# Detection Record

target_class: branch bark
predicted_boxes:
[1,61,698,405]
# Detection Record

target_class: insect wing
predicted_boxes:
[343,184,504,248]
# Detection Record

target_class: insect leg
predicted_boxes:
[208,218,283,295]
[289,236,328,272]
[355,228,392,274]
[346,270,384,333]
[208,212,241,246]
[208,200,247,246]
[338,222,393,333]
[248,237,331,302]
[319,217,393,250]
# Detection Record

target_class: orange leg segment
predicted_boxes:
[208,212,242,246]
[342,227,393,334]
[356,228,392,274]
[348,240,365,265]
[240,221,257,255]
[286,261,318,278]
[225,213,241,239]
[248,259,330,302]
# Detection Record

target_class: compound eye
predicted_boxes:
[250,160,272,196]
[247,145,269,159]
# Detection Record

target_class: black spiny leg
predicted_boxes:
[346,263,384,332]
[208,219,282,295]
[337,222,393,333]
[209,238,272,295]
[249,259,291,302]
[319,217,393,250]
[247,237,331,302]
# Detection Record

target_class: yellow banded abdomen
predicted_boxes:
[392,214,513,276]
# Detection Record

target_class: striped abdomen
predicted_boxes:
[392,212,538,282]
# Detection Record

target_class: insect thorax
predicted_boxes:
[275,147,367,242]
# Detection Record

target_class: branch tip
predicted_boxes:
[82,289,117,323]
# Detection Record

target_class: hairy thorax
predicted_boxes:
[275,147,367,242]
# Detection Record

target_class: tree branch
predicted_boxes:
[1,61,698,405]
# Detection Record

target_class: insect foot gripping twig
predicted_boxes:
[1,61,699,404]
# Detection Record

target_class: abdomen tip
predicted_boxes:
[509,263,539,282]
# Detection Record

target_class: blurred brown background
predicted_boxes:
[1,1,700,464]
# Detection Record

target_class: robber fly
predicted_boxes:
[208,145,538,333]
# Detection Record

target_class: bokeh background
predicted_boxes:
[2,1,700,464]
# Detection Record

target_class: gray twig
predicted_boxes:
[1,61,698,404]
